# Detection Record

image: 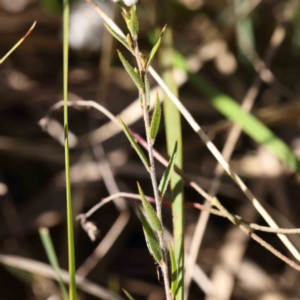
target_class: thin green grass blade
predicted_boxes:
[117,50,144,91]
[39,227,68,300]
[172,52,300,174]
[104,23,132,52]
[63,1,77,299]
[158,141,178,199]
[137,182,162,233]
[158,25,184,300]
[137,206,163,264]
[118,117,150,171]
[149,93,161,145]
[0,22,36,64]
[122,289,136,300]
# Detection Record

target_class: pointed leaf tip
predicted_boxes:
[146,25,167,69]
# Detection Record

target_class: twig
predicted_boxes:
[78,192,300,235]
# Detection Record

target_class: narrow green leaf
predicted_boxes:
[158,141,178,198]
[168,242,178,297]
[158,25,184,299]
[122,289,135,300]
[137,206,163,264]
[137,182,162,233]
[145,75,151,110]
[149,93,161,145]
[129,5,139,38]
[118,117,150,171]
[39,227,68,300]
[104,23,132,52]
[117,50,144,90]
[146,25,166,69]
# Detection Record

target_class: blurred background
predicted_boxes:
[1,0,300,299]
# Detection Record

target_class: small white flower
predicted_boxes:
[123,0,138,6]
[111,0,138,6]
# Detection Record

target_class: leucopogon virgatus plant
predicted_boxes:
[103,1,177,300]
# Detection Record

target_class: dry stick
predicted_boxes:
[184,18,290,299]
[79,192,300,235]
[84,0,300,262]
[40,99,300,273]
[77,191,300,274]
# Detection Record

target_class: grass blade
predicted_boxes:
[118,117,150,171]
[158,141,178,199]
[39,227,68,300]
[122,289,135,300]
[0,21,36,64]
[137,182,162,233]
[149,93,161,145]
[137,206,163,264]
[168,241,178,298]
[158,23,184,299]
[63,0,77,299]
[117,50,144,91]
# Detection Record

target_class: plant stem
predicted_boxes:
[132,35,172,300]
[63,0,77,299]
